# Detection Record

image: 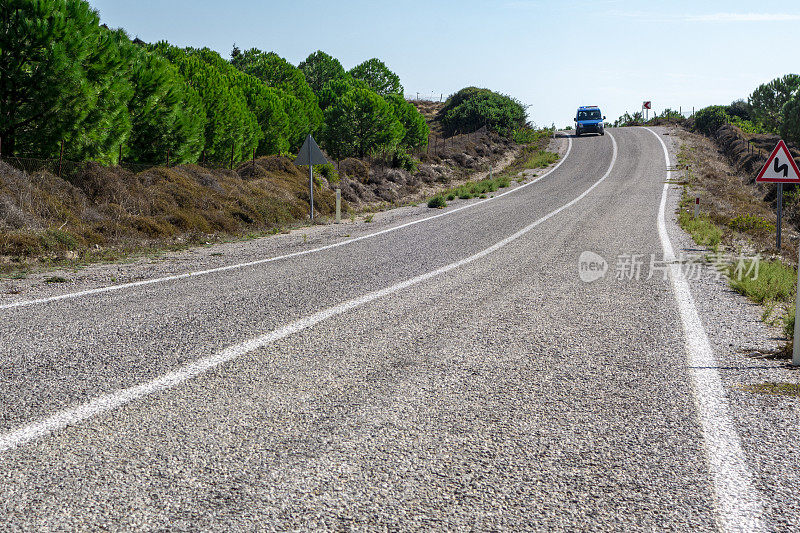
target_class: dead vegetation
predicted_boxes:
[0,156,336,269]
[676,125,796,258]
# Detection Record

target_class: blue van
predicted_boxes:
[574,106,606,136]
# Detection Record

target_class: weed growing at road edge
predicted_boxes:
[741,382,800,398]
[727,259,796,304]
[678,210,722,250]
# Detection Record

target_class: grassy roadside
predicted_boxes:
[427,135,559,209]
[675,137,798,354]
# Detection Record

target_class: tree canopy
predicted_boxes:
[0,2,443,170]
[298,50,347,95]
[749,74,800,133]
[349,58,403,96]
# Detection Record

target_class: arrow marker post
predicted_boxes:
[295,134,330,223]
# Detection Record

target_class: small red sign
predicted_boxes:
[756,140,800,183]
[643,101,651,110]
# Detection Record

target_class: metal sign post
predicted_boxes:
[753,140,800,365]
[295,134,329,223]
[308,142,314,223]
[777,183,783,249]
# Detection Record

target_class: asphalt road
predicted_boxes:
[0,127,783,531]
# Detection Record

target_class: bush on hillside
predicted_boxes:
[694,105,730,135]
[438,87,526,136]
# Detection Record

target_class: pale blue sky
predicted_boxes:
[90,0,800,128]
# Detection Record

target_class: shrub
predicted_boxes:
[728,214,774,233]
[439,87,526,136]
[694,106,730,135]
[427,195,447,208]
[392,150,418,172]
[318,163,338,182]
[728,259,796,304]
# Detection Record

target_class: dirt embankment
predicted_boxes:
[0,102,519,267]
[677,123,800,258]
[710,124,800,182]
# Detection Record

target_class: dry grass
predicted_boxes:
[676,129,789,256]
[0,157,337,271]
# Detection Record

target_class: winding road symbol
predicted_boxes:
[756,139,800,183]
[774,157,789,177]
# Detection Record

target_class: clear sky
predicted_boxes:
[89,0,800,128]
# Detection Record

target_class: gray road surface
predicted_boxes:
[0,127,792,531]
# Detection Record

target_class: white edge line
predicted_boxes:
[1,137,573,311]
[0,134,612,453]
[644,126,767,532]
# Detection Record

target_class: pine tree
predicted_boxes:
[385,94,429,150]
[298,51,347,95]
[0,0,131,159]
[231,48,322,141]
[349,58,403,96]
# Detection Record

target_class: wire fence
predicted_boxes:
[404,92,447,103]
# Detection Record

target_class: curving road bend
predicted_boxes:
[0,127,785,531]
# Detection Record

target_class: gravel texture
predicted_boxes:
[661,128,800,532]
[0,128,794,531]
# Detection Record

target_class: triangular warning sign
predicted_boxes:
[756,140,800,183]
[294,134,329,166]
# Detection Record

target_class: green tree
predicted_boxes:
[321,87,403,159]
[693,105,729,135]
[231,48,322,139]
[115,32,205,164]
[0,0,132,159]
[749,74,800,133]
[69,25,133,162]
[153,43,260,163]
[298,51,347,95]
[349,58,403,96]
[780,93,800,148]
[384,94,429,149]
[318,77,369,111]
[237,75,290,155]
[439,87,526,136]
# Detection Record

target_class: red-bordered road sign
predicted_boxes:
[756,140,800,183]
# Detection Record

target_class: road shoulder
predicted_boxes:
[661,127,800,531]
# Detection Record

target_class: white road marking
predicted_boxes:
[0,134,615,453]
[1,137,574,311]
[645,127,767,532]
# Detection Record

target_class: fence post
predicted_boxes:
[252,148,256,170]
[119,143,123,166]
[58,140,64,178]
[0,135,3,161]
[166,148,170,167]
[230,142,235,170]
